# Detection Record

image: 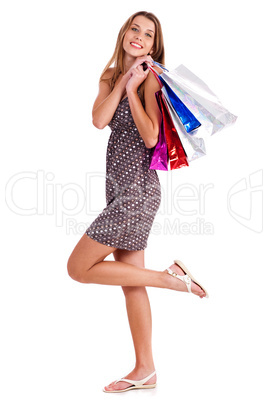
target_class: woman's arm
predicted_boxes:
[126,66,162,149]
[92,69,128,129]
[92,56,154,130]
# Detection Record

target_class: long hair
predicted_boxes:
[100,11,165,94]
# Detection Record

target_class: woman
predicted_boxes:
[67,11,208,393]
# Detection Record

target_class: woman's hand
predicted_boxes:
[124,55,154,94]
[128,55,154,72]
[125,64,150,93]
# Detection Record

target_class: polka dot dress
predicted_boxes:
[86,96,161,251]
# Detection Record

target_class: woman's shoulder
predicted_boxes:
[151,65,163,75]
[101,67,116,81]
[144,65,163,94]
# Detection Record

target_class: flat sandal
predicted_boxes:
[166,260,209,298]
[103,371,157,393]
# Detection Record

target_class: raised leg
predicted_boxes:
[67,233,207,392]
[67,235,206,294]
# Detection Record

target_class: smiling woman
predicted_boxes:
[124,20,155,53]
[67,10,208,395]
[99,11,165,97]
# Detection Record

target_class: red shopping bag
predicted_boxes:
[156,90,188,170]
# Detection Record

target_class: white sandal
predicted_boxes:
[166,260,209,298]
[103,371,157,393]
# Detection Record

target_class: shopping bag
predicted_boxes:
[149,62,237,171]
[156,90,189,170]
[149,117,168,171]
[162,86,206,162]
[159,76,201,133]
[148,65,201,133]
[160,64,237,136]
[149,65,206,164]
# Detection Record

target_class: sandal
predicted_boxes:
[103,370,157,393]
[166,260,209,298]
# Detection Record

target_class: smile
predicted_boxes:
[130,42,143,49]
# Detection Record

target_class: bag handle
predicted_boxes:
[148,61,168,87]
[148,65,163,87]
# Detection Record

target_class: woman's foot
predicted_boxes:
[103,367,157,392]
[165,263,207,298]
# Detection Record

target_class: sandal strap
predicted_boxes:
[115,371,156,386]
[166,268,192,293]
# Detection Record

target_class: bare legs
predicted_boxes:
[67,235,205,295]
[67,234,206,391]
[67,235,166,288]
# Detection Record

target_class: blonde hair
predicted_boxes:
[100,11,165,92]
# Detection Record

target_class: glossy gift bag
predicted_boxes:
[156,90,189,170]
[160,64,237,137]
[149,90,189,171]
[149,63,237,171]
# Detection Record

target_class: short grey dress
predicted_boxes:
[85,96,161,251]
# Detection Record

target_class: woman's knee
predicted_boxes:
[67,256,81,282]
[67,234,115,282]
[67,255,93,283]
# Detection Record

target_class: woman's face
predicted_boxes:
[123,15,155,58]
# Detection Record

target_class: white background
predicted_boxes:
[1,0,267,401]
